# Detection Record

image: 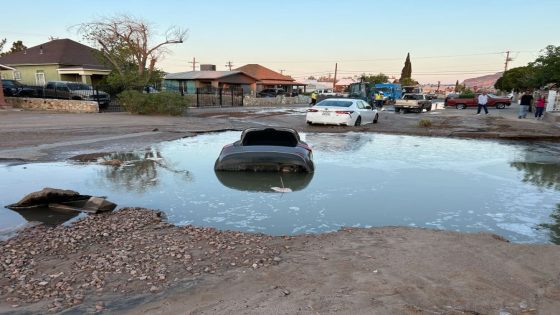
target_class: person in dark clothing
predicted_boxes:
[518,91,533,119]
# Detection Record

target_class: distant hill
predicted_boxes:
[463,72,503,89]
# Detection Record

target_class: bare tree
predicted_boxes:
[75,15,187,84]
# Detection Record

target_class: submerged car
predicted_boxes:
[306,98,379,126]
[214,127,314,173]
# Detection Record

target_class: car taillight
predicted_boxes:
[335,111,354,114]
[307,109,318,112]
[298,143,312,152]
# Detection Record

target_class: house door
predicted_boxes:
[35,72,46,86]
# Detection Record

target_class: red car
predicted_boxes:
[445,94,511,109]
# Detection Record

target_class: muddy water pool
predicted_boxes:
[1,132,559,244]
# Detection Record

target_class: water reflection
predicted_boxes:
[510,162,560,191]
[537,204,560,245]
[100,150,192,192]
[305,132,371,152]
[10,207,80,226]
[215,171,314,192]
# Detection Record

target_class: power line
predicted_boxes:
[225,61,234,71]
[188,57,199,71]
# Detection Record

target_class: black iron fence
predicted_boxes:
[3,81,244,111]
[195,87,244,107]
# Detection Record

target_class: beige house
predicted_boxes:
[0,39,110,86]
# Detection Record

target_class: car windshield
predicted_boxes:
[2,80,21,86]
[487,94,499,98]
[242,129,298,147]
[66,83,92,90]
[403,94,421,100]
[316,100,352,107]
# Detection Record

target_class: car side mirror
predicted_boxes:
[365,105,372,110]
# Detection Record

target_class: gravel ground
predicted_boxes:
[0,208,285,313]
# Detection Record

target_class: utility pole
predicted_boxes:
[437,80,441,93]
[225,61,234,71]
[188,57,198,71]
[279,69,285,75]
[333,63,338,90]
[504,51,512,72]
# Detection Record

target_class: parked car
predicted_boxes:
[1,79,36,97]
[214,127,314,173]
[257,88,286,97]
[43,81,110,107]
[143,86,159,94]
[394,93,433,113]
[315,88,337,96]
[306,98,379,126]
[445,93,511,109]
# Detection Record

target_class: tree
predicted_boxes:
[454,80,459,92]
[529,45,560,86]
[362,73,388,84]
[400,52,412,82]
[0,40,27,57]
[307,76,316,80]
[494,66,537,91]
[0,38,6,54]
[76,15,187,85]
[400,77,417,86]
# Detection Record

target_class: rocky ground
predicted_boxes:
[1,105,560,314]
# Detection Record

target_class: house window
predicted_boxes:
[35,71,45,86]
[13,71,21,81]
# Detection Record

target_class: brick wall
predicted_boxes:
[6,97,99,113]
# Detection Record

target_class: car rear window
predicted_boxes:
[316,100,352,107]
[242,129,298,147]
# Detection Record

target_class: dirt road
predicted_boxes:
[1,105,560,314]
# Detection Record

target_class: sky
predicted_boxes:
[1,0,558,84]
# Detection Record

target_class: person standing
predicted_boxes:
[535,94,546,120]
[518,90,533,119]
[373,92,382,108]
[310,91,317,106]
[477,91,489,115]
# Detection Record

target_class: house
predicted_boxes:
[0,39,111,86]
[0,64,16,107]
[234,64,306,94]
[163,70,258,94]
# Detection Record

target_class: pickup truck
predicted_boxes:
[394,93,432,113]
[43,81,111,107]
[445,94,511,109]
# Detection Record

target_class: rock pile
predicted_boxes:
[0,208,283,312]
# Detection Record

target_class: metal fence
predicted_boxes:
[195,87,244,107]
[3,81,244,111]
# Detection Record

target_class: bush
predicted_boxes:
[117,90,189,116]
[418,119,432,128]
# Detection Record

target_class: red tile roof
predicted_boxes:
[0,39,109,69]
[235,64,294,82]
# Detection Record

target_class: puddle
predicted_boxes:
[1,132,560,244]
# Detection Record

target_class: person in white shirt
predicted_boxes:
[477,91,489,115]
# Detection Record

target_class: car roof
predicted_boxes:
[240,127,300,140]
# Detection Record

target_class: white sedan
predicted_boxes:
[306,98,379,126]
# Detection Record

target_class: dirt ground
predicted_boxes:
[1,105,560,314]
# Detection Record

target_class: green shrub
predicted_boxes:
[117,90,189,116]
[418,119,432,128]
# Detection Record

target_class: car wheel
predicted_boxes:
[354,116,362,126]
[373,114,379,124]
[395,108,401,113]
[306,121,313,125]
[456,104,466,110]
[426,106,432,112]
[495,103,505,109]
